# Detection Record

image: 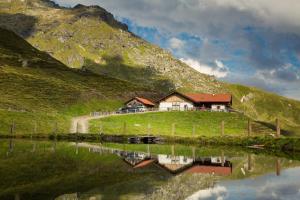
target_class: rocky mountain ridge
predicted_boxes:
[0,0,222,93]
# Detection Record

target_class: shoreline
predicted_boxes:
[1,133,300,152]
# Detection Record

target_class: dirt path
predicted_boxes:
[70,111,160,134]
[70,115,104,134]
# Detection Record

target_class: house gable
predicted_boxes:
[125,97,155,107]
[157,91,195,104]
[162,93,194,104]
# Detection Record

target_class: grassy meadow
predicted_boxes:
[89,111,275,137]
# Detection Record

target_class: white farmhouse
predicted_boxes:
[157,91,232,112]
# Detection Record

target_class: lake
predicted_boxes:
[0,139,300,200]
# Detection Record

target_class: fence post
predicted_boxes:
[192,147,196,160]
[192,124,196,137]
[99,123,103,141]
[10,120,15,136]
[172,123,176,136]
[147,123,151,136]
[221,121,224,136]
[53,122,58,137]
[276,158,281,176]
[99,123,103,134]
[248,119,252,136]
[276,118,280,137]
[171,145,175,156]
[248,154,252,171]
[33,121,37,136]
[221,150,225,167]
[76,122,79,134]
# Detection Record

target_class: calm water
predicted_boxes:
[0,139,300,200]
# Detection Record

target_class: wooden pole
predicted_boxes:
[147,123,151,136]
[247,154,252,171]
[99,123,103,141]
[76,122,79,134]
[32,141,36,152]
[221,121,224,136]
[53,122,58,137]
[276,118,281,137]
[192,147,196,161]
[147,144,150,157]
[75,141,79,155]
[221,150,225,167]
[10,120,15,136]
[99,123,103,134]
[172,123,176,136]
[9,138,13,152]
[171,145,175,156]
[33,121,37,136]
[276,158,281,176]
[192,124,196,137]
[248,119,252,136]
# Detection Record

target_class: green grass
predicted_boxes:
[227,84,300,135]
[90,111,274,137]
[0,27,151,134]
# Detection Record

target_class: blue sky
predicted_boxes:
[54,0,300,100]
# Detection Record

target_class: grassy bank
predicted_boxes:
[2,133,300,152]
[89,111,274,137]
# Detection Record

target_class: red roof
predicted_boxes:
[184,93,232,103]
[157,91,232,104]
[133,159,156,168]
[135,97,155,106]
[185,166,232,176]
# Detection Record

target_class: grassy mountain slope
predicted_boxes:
[228,84,300,133]
[0,0,300,134]
[0,27,152,134]
[0,0,222,93]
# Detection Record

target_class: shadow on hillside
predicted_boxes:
[83,55,175,93]
[0,13,38,38]
[254,121,294,136]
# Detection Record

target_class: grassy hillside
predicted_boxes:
[0,27,153,134]
[0,0,300,135]
[89,112,274,137]
[227,84,300,134]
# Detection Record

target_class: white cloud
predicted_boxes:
[169,37,185,49]
[186,185,227,200]
[180,58,229,78]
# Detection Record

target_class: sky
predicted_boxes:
[54,0,300,100]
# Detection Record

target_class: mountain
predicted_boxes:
[0,0,300,134]
[0,27,153,134]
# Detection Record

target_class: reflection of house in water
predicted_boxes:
[185,157,232,176]
[156,155,232,176]
[81,143,232,176]
[157,155,194,174]
[122,152,156,169]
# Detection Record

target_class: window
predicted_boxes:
[172,102,180,110]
